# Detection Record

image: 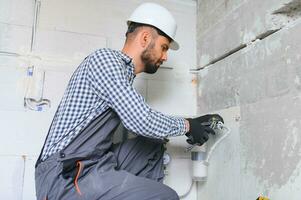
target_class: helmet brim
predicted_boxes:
[169,40,179,50]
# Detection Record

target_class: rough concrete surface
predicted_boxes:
[198,17,301,113]
[240,94,301,188]
[197,0,301,199]
[197,0,300,69]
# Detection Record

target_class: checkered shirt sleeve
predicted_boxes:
[87,49,187,139]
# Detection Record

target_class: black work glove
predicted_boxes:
[185,114,224,146]
[194,114,224,126]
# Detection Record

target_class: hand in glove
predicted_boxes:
[185,114,224,146]
[194,114,224,126]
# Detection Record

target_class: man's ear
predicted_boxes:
[139,30,152,48]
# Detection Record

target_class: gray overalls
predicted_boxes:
[35,109,179,200]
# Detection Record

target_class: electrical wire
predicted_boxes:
[179,181,195,199]
[205,122,230,163]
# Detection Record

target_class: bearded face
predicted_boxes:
[140,41,162,74]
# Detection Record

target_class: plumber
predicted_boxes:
[35,2,223,200]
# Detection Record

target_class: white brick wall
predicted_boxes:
[0,156,24,200]
[0,0,197,199]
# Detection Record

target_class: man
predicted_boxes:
[35,2,223,200]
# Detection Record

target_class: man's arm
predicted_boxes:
[87,50,188,139]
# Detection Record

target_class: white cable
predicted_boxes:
[205,122,230,163]
[179,181,195,199]
[24,66,51,111]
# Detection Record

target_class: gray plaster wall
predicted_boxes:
[196,0,301,199]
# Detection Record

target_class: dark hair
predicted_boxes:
[126,22,172,42]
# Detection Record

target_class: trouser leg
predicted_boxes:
[81,136,179,200]
[36,127,178,200]
[106,136,179,200]
[97,170,179,200]
[35,161,178,200]
[112,136,166,182]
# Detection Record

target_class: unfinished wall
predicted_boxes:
[0,0,197,199]
[196,0,301,199]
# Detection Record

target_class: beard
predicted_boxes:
[141,42,162,74]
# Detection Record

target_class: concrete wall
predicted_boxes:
[196,0,301,199]
[0,0,197,199]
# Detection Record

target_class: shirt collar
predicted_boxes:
[115,50,136,79]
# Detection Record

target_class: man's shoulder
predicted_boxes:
[88,48,123,65]
[87,48,123,70]
[92,48,118,58]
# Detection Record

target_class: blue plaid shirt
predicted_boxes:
[41,48,187,160]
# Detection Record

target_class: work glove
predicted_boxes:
[185,114,224,146]
[194,114,224,126]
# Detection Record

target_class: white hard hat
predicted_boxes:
[127,2,179,50]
